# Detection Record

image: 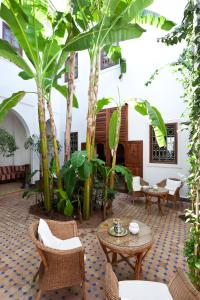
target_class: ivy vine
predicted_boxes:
[161,0,200,290]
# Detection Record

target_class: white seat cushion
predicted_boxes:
[133,177,141,192]
[38,219,82,251]
[165,179,181,195]
[119,280,173,300]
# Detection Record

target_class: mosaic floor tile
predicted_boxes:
[0,192,189,299]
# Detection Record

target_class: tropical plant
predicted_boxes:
[0,0,72,210]
[64,0,175,219]
[0,128,18,157]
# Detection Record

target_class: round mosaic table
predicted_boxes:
[97,218,153,279]
[143,187,168,216]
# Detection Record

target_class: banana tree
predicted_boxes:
[108,96,166,190]
[64,0,175,219]
[0,0,70,210]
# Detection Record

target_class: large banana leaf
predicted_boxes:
[109,110,118,151]
[0,91,26,121]
[132,10,176,30]
[0,39,34,76]
[65,23,145,51]
[133,100,166,147]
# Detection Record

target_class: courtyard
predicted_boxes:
[0,190,188,299]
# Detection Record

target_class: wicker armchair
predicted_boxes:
[105,263,200,300]
[157,178,183,209]
[168,268,200,300]
[30,220,86,300]
[132,177,149,201]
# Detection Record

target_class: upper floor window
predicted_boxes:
[150,123,177,164]
[2,22,22,55]
[65,53,78,82]
[70,132,78,154]
[100,50,118,70]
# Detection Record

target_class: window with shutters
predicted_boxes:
[65,53,78,82]
[3,22,22,55]
[150,123,177,164]
[70,132,78,153]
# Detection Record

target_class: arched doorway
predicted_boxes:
[0,110,31,191]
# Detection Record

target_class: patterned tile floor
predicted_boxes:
[0,191,189,300]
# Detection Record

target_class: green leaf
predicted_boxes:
[0,39,34,76]
[53,83,68,98]
[134,10,176,31]
[56,188,68,201]
[195,261,200,269]
[115,165,133,192]
[71,151,86,168]
[133,100,166,147]
[18,71,33,80]
[0,91,26,122]
[64,200,73,216]
[65,23,145,51]
[146,103,167,147]
[96,97,112,114]
[109,110,118,151]
[64,167,76,197]
[78,160,92,180]
[73,94,79,108]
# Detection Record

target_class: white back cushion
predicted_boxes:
[38,219,82,251]
[119,280,173,300]
[165,179,181,195]
[132,177,141,191]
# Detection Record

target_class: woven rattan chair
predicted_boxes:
[168,268,200,300]
[105,263,200,300]
[30,220,86,300]
[132,177,149,202]
[157,178,183,209]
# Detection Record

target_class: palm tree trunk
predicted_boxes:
[65,52,76,161]
[83,51,100,220]
[37,86,51,211]
[47,100,62,190]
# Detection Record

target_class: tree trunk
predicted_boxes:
[37,86,51,211]
[83,51,100,220]
[65,52,76,161]
[47,100,62,190]
[110,108,122,189]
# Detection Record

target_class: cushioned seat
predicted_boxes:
[119,280,173,300]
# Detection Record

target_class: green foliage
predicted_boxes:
[161,0,200,289]
[56,189,74,217]
[133,99,166,147]
[0,91,26,122]
[96,97,112,114]
[109,110,119,151]
[114,165,133,192]
[0,128,18,157]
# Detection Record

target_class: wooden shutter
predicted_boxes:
[125,141,143,177]
[96,109,108,142]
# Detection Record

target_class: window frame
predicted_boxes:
[70,131,78,154]
[100,46,119,70]
[65,53,78,82]
[149,122,178,164]
[2,22,23,56]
